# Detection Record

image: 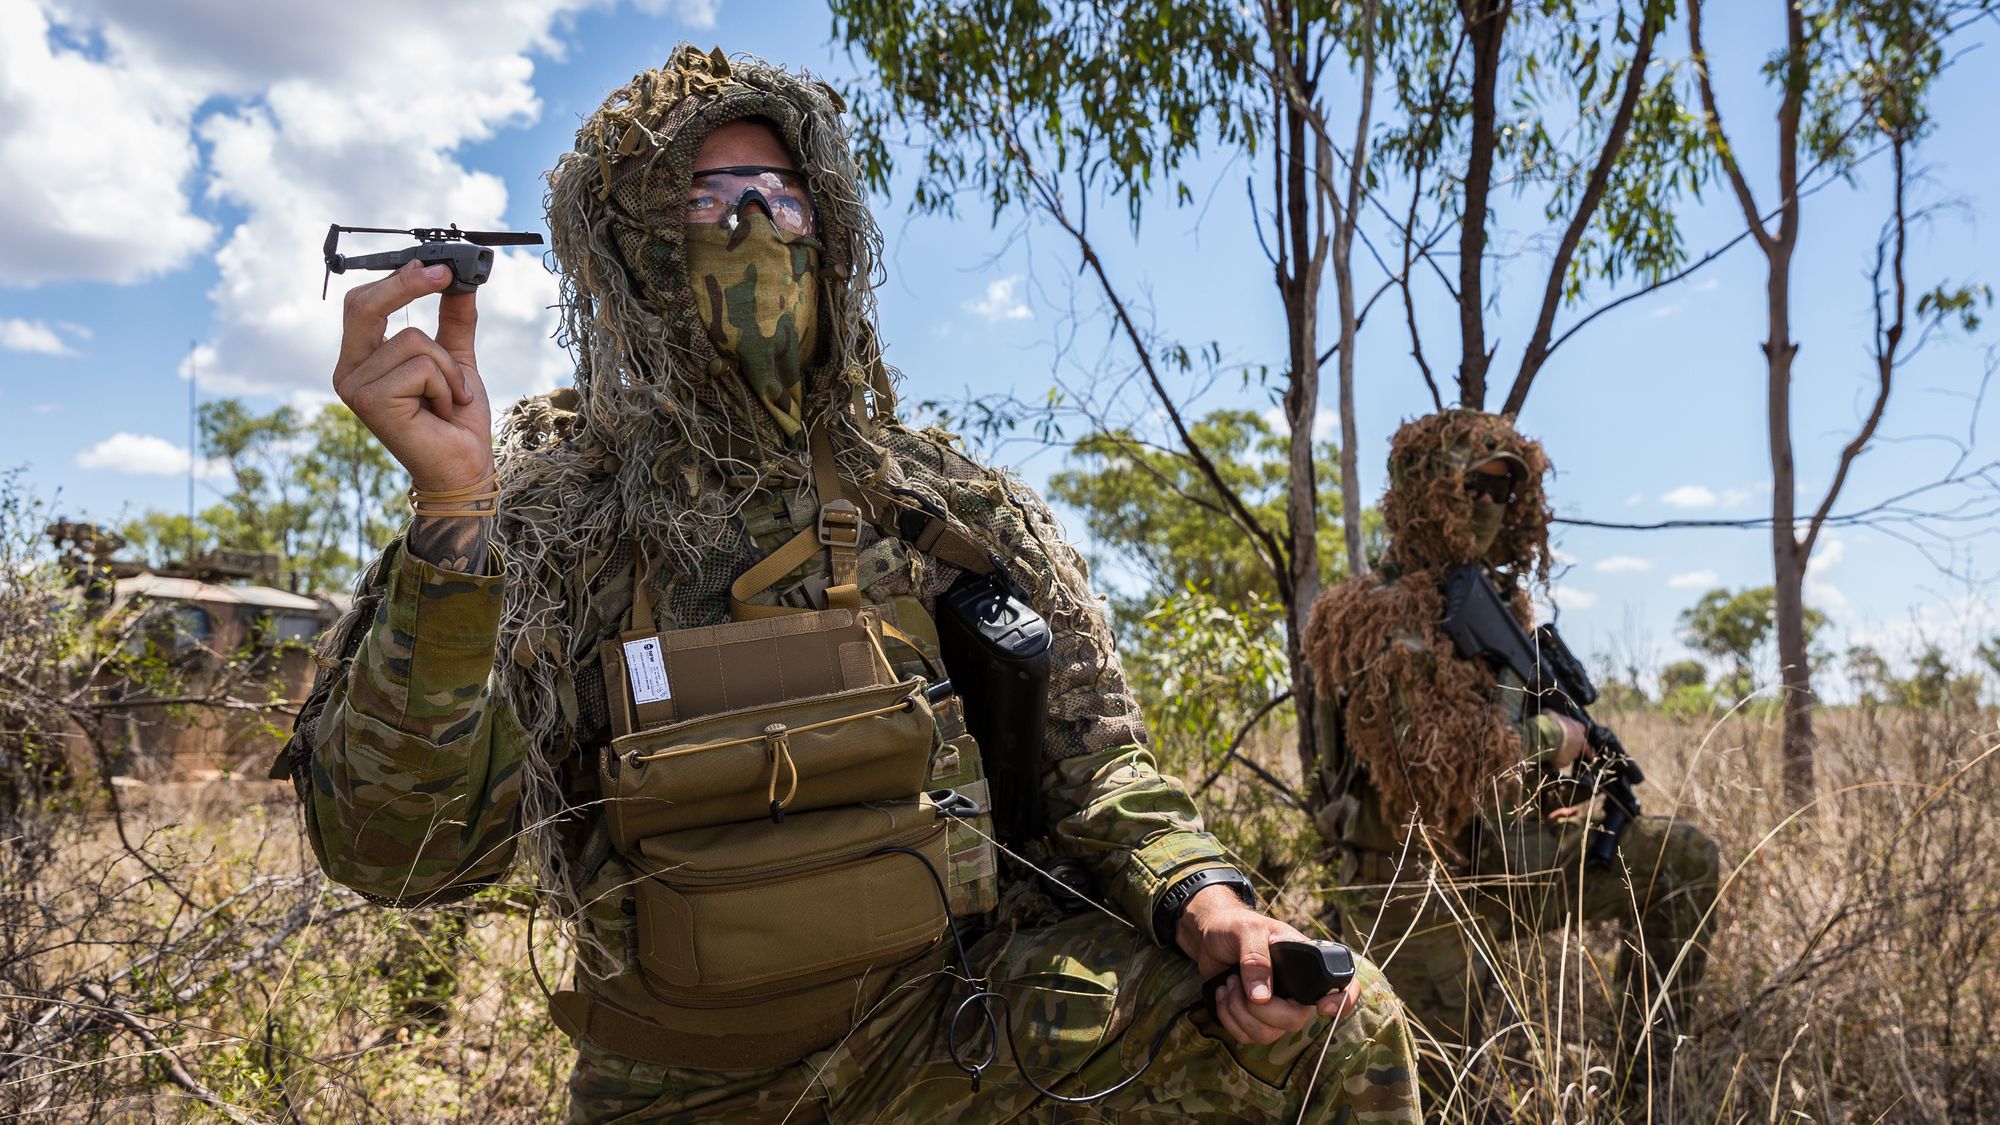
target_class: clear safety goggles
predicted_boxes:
[1462,468,1519,506]
[686,166,817,236]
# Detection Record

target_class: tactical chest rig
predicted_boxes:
[552,431,1006,1069]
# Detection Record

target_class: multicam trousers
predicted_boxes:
[567,910,1422,1123]
[1331,814,1719,1076]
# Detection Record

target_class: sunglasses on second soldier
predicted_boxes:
[1462,469,1518,506]
[686,166,817,236]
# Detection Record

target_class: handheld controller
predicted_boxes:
[1202,939,1357,1019]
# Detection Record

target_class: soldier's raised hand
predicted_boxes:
[333,260,493,492]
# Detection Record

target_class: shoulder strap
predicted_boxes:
[727,425,1006,620]
[728,428,862,620]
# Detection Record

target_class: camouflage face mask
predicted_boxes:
[685,213,822,439]
[1469,499,1505,557]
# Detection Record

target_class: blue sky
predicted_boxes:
[3,0,1996,691]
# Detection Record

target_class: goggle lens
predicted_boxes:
[1464,470,1517,505]
[686,166,816,236]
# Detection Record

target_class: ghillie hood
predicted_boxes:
[1304,410,1553,846]
[1380,408,1553,583]
[493,46,906,920]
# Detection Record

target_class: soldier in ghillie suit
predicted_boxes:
[277,46,1420,1122]
[1303,409,1719,1086]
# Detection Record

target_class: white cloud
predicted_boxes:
[1804,534,1851,617]
[1661,484,1718,509]
[1846,591,2000,670]
[1542,585,1600,611]
[1719,487,1755,508]
[1668,568,1720,589]
[190,12,566,404]
[8,1,718,405]
[0,317,80,355]
[1555,586,1599,609]
[966,275,1033,322]
[75,432,223,477]
[1259,403,1339,443]
[636,0,718,26]
[1623,493,1644,507]
[1592,554,1652,574]
[0,0,214,284]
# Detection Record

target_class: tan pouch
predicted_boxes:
[601,605,894,735]
[601,677,938,843]
[629,798,949,1003]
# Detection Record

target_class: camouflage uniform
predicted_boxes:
[1304,412,1719,1077]
[285,46,1420,1125]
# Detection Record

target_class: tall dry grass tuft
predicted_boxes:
[1196,703,2000,1123]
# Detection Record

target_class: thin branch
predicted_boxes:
[1503,0,1669,415]
[1000,120,1293,590]
[1688,0,1775,251]
[1193,690,1301,807]
[75,983,251,1121]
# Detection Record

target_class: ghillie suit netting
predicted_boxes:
[1304,410,1554,843]
[293,46,1124,948]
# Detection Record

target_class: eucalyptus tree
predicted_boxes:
[1688,0,1991,798]
[834,0,1710,785]
[835,0,1389,780]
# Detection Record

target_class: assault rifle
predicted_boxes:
[1439,564,1645,870]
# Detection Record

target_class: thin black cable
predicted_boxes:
[868,844,1197,1105]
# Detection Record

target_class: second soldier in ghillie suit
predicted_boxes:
[281,46,1421,1122]
[1303,410,1720,1091]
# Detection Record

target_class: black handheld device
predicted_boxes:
[1202,939,1357,1019]
[321,223,544,298]
[935,571,1052,845]
[1439,564,1646,869]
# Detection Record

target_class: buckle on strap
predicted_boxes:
[817,499,862,549]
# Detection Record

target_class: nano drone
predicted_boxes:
[321,224,544,298]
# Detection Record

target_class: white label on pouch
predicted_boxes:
[623,637,672,705]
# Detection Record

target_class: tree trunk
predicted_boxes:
[1766,0,1814,802]
[1768,251,1815,800]
[1334,3,1378,582]
[1772,534,1816,799]
[1336,263,1364,579]
[1279,62,1326,792]
[1455,0,1509,409]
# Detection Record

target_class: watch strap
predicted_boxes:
[1151,867,1256,947]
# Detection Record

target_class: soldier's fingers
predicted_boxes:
[349,353,456,425]
[1222,985,1289,1045]
[338,327,460,410]
[1213,979,1257,1044]
[435,290,478,393]
[337,261,453,375]
[1236,932,1275,1004]
[1317,979,1362,1023]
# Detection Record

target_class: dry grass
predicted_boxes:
[2,704,1994,1122]
[0,782,573,1122]
[1198,703,2000,1123]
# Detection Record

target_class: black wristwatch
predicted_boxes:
[1152,867,1257,947]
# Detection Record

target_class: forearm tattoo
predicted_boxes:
[407,509,495,575]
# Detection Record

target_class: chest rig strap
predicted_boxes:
[725,425,1005,622]
[728,428,863,620]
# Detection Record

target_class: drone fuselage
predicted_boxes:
[330,241,493,294]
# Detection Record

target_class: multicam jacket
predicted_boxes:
[292,420,1238,960]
